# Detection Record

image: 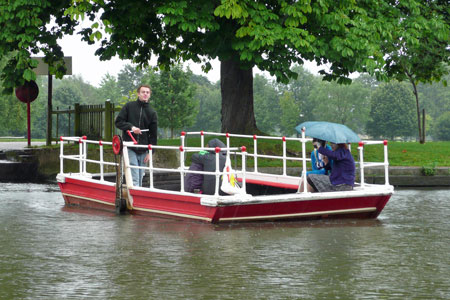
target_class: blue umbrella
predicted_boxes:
[295,121,361,144]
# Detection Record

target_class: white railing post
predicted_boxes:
[359,141,365,188]
[226,132,230,151]
[181,131,185,149]
[78,137,83,174]
[214,147,220,196]
[59,136,64,174]
[241,146,247,194]
[301,128,308,193]
[148,144,154,189]
[83,136,87,175]
[253,135,258,173]
[99,140,104,181]
[384,140,389,185]
[179,145,185,192]
[200,130,204,148]
[282,136,287,176]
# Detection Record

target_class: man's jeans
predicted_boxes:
[128,149,147,187]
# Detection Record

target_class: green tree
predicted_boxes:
[0,0,77,92]
[418,72,450,124]
[279,91,301,136]
[98,73,122,104]
[59,0,396,133]
[309,80,371,133]
[2,0,448,136]
[432,112,450,141]
[377,1,450,143]
[253,74,281,134]
[149,65,196,138]
[188,74,221,132]
[117,65,145,97]
[367,82,416,140]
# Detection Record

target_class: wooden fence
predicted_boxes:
[51,100,121,142]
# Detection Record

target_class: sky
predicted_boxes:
[59,34,327,87]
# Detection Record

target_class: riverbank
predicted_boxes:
[1,146,449,186]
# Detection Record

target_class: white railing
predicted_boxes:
[358,140,390,188]
[58,130,390,195]
[58,136,117,181]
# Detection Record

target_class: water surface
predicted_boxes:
[1,184,449,299]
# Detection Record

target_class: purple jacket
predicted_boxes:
[318,146,355,186]
[184,162,203,193]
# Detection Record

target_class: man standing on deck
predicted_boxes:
[115,84,158,186]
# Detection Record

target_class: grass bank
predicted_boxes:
[159,137,450,167]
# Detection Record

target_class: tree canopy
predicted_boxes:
[0,0,448,134]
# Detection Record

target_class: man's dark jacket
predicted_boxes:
[115,99,158,153]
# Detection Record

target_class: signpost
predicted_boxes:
[15,81,39,147]
[32,57,72,146]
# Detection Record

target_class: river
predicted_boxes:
[0,183,449,299]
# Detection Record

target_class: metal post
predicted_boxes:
[104,100,112,141]
[56,106,59,142]
[46,73,53,146]
[180,145,185,192]
[359,141,365,188]
[148,145,154,189]
[200,131,204,148]
[282,136,286,176]
[79,138,83,174]
[99,141,104,181]
[83,137,87,175]
[241,146,247,194]
[301,129,307,193]
[68,106,71,136]
[253,135,258,173]
[74,103,81,136]
[214,147,220,196]
[384,140,389,185]
[59,137,64,174]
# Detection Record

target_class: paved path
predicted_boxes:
[0,141,48,150]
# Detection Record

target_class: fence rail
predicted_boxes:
[51,100,121,142]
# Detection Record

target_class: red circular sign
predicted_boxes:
[15,80,39,103]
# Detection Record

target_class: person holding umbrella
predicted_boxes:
[305,140,355,193]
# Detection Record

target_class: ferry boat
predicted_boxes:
[56,130,393,223]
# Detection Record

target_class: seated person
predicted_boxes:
[184,155,205,193]
[307,138,332,175]
[306,141,355,193]
[186,138,227,195]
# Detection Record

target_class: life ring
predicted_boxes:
[112,135,123,155]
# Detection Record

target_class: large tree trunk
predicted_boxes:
[220,58,259,134]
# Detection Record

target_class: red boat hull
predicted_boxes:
[58,177,116,211]
[58,176,391,223]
